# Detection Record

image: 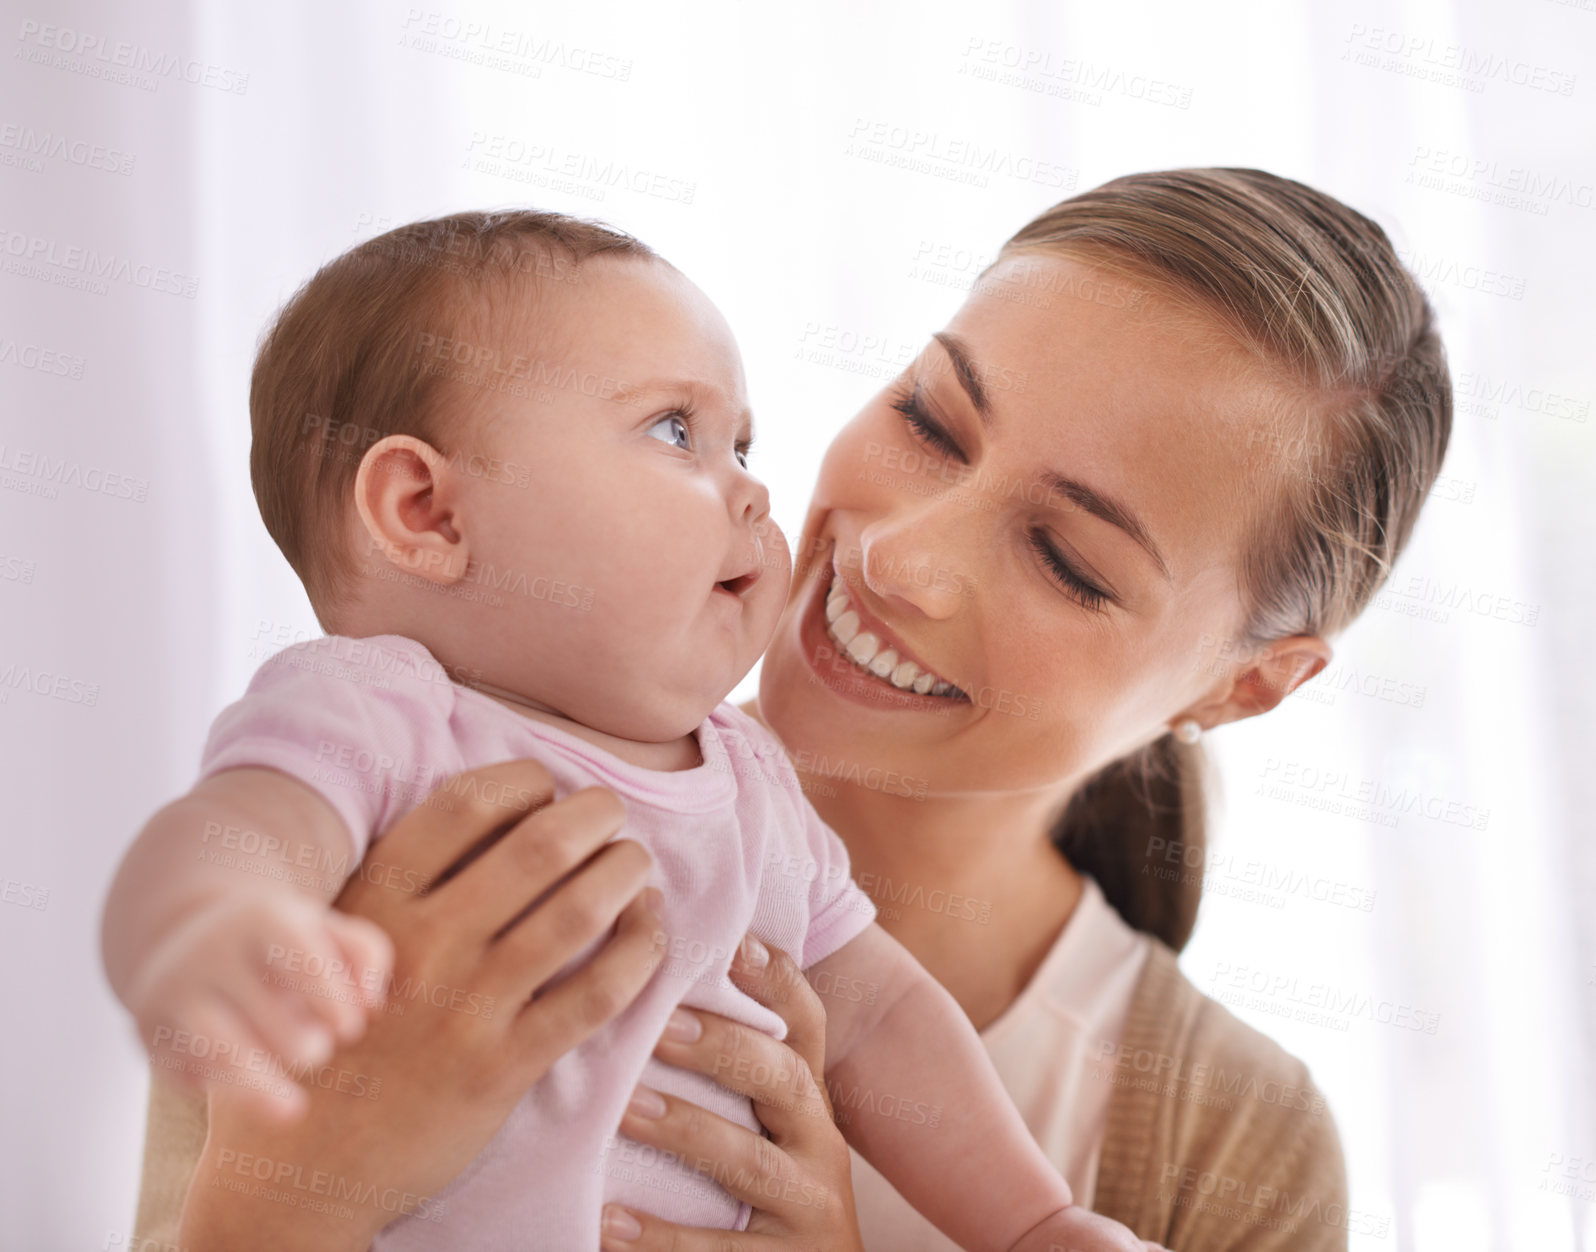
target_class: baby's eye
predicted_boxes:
[735,448,749,470]
[646,413,691,451]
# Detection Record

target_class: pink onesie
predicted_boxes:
[198,634,878,1249]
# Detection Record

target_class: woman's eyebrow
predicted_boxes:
[1041,472,1173,583]
[931,331,1171,583]
[931,331,991,422]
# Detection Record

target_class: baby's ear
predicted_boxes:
[353,435,469,586]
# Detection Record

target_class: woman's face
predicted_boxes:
[758,251,1303,799]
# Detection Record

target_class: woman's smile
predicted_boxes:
[824,570,966,697]
[795,538,972,714]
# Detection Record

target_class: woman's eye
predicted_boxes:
[1028,529,1111,613]
[646,413,691,451]
[890,383,965,461]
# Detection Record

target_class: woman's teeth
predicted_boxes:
[823,576,963,698]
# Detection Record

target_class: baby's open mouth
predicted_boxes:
[822,573,966,699]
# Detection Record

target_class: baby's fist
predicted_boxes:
[128,891,394,1120]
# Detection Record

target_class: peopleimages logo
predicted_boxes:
[1343,24,1577,97]
[1256,756,1489,831]
[1207,961,1442,1035]
[845,117,1077,191]
[1406,146,1596,215]
[959,38,1195,110]
[0,123,136,175]
[1094,1040,1328,1114]
[0,336,85,378]
[13,19,250,94]
[0,228,198,296]
[398,10,633,82]
[1158,1163,1391,1238]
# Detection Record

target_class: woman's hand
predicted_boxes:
[177,759,666,1252]
[598,935,865,1251]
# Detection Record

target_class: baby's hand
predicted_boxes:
[125,890,393,1122]
[1009,1204,1169,1252]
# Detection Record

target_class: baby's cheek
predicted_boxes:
[747,565,790,654]
[771,522,795,586]
[758,514,792,583]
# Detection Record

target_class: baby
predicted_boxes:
[102,211,1154,1251]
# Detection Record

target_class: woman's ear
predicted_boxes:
[1191,634,1333,728]
[353,435,469,586]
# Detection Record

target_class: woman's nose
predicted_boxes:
[856,505,974,621]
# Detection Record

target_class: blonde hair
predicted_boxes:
[248,209,656,620]
[1004,169,1452,950]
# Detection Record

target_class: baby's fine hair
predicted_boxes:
[249,209,658,621]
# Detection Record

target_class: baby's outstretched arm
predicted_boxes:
[101,767,393,1120]
[809,923,1156,1252]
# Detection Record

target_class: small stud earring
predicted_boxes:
[1172,718,1203,744]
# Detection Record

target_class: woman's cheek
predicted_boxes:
[815,405,894,505]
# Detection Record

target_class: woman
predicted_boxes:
[133,168,1449,1250]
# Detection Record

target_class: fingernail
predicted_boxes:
[738,934,769,969]
[601,1204,642,1241]
[627,1084,666,1119]
[300,1027,334,1064]
[663,1007,702,1042]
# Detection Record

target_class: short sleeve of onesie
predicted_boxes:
[197,635,461,863]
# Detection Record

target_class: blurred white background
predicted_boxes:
[1,1,1592,1248]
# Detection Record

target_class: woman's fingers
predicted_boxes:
[445,785,631,944]
[601,939,865,1247]
[335,758,558,922]
[319,761,663,1099]
[336,765,635,964]
[651,1006,830,1144]
[484,831,656,1001]
[598,1203,791,1252]
[502,878,666,1083]
[613,1083,832,1229]
[671,936,837,1144]
[725,936,832,1120]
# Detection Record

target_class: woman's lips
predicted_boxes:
[795,543,968,714]
[823,573,963,696]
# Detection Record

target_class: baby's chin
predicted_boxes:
[577,672,752,744]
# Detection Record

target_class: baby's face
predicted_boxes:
[449,257,790,742]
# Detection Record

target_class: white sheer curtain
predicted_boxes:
[2,2,1590,1248]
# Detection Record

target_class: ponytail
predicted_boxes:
[1051,734,1211,952]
